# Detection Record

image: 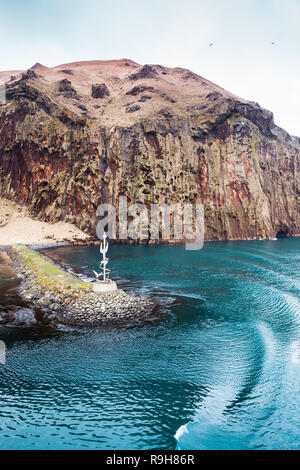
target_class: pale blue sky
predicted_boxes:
[1,0,299,135]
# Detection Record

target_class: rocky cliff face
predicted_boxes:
[0,59,299,241]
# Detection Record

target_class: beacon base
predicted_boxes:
[92,280,118,293]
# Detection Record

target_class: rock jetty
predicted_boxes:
[9,244,154,326]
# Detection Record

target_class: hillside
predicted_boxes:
[0,59,299,241]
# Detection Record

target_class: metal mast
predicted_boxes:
[99,233,110,282]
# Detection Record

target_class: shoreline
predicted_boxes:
[6,244,155,327]
[2,233,300,252]
[1,198,298,250]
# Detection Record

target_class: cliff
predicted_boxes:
[0,59,299,241]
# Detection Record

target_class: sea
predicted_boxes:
[0,239,299,450]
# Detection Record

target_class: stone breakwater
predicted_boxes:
[8,244,154,326]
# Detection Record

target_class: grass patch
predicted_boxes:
[15,244,92,291]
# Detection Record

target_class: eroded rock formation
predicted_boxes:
[0,59,299,241]
[91,83,110,99]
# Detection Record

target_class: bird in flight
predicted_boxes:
[271,42,276,45]
[209,43,214,47]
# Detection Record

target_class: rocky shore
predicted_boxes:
[8,244,154,326]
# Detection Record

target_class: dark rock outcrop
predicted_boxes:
[59,69,73,75]
[126,85,154,96]
[91,83,110,99]
[126,104,141,113]
[138,95,152,102]
[21,69,39,80]
[206,91,222,101]
[59,79,79,99]
[129,65,158,80]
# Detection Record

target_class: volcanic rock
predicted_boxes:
[0,59,299,241]
[91,83,110,99]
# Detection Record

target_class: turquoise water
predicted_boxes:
[0,239,299,450]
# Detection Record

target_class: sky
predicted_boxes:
[0,0,299,135]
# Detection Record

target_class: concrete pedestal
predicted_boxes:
[92,280,118,293]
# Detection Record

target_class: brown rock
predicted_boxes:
[59,79,79,99]
[91,83,110,99]
[129,65,158,80]
[0,59,299,242]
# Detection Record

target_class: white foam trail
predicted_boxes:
[174,384,238,448]
[174,424,188,441]
[290,340,300,365]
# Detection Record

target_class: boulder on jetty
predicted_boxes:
[9,244,154,326]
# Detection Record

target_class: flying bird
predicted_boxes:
[209,43,214,47]
[271,42,276,45]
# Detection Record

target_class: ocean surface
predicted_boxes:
[0,239,299,450]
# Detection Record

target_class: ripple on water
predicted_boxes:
[1,239,300,449]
